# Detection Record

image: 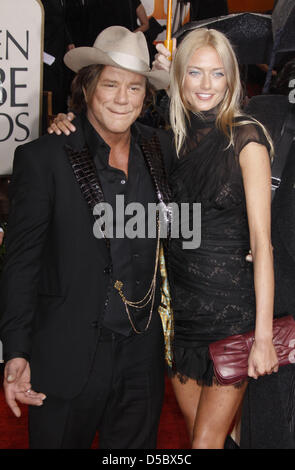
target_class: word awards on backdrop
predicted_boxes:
[0,0,43,176]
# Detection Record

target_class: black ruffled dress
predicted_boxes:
[169,109,270,386]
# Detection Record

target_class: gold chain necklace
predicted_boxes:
[114,218,160,334]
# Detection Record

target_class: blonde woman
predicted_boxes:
[154,28,278,449]
[49,28,279,449]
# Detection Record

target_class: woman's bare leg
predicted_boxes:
[230,402,243,445]
[192,381,248,449]
[170,375,202,441]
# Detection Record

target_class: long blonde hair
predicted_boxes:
[170,28,273,157]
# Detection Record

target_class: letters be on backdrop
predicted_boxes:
[0,0,43,176]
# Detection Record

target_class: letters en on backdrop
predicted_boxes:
[0,0,43,176]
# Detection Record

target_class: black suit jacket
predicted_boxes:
[41,0,72,58]
[66,0,100,47]
[245,95,295,318]
[0,116,175,399]
[241,95,295,449]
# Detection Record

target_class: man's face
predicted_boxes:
[86,66,146,139]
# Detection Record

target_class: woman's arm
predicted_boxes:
[48,112,76,135]
[134,4,149,33]
[239,141,278,379]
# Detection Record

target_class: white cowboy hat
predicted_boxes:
[64,26,169,90]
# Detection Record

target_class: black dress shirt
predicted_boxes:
[95,0,141,34]
[82,115,161,336]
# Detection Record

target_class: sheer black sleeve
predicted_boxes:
[233,121,271,160]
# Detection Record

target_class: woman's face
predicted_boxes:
[182,46,228,112]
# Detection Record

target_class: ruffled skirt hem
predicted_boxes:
[170,345,246,389]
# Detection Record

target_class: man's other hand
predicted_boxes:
[3,358,46,418]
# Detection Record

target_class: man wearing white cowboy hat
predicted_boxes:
[0,26,175,449]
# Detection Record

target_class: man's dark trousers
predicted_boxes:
[28,312,165,449]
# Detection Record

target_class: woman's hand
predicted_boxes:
[48,112,76,136]
[248,338,279,379]
[152,38,177,73]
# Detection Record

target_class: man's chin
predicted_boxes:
[107,123,135,134]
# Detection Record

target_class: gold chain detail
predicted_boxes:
[114,217,160,334]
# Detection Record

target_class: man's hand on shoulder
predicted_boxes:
[48,112,76,136]
[3,358,46,418]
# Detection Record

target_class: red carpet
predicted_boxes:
[0,374,190,449]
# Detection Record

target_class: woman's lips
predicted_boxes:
[195,93,213,100]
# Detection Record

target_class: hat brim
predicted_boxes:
[64,47,169,91]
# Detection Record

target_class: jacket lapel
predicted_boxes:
[139,131,174,369]
[64,140,110,248]
[139,131,173,240]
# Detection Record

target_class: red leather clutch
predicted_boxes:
[209,315,295,386]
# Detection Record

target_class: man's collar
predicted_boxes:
[81,113,142,170]
[81,113,109,170]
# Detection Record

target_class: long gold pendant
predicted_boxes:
[113,218,160,334]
